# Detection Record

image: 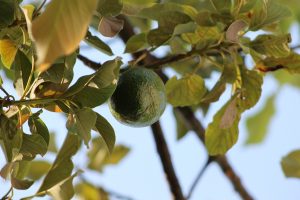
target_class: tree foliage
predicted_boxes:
[0,0,300,199]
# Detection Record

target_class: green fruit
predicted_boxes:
[109,67,166,127]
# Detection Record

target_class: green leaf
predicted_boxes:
[84,31,113,56]
[27,161,52,180]
[173,109,189,140]
[249,0,292,31]
[47,171,82,200]
[243,34,291,59]
[31,0,98,71]
[166,74,206,107]
[0,0,15,28]
[125,33,149,53]
[97,0,123,17]
[181,26,222,47]
[63,58,122,108]
[0,115,22,162]
[20,134,48,159]
[246,94,276,145]
[28,111,50,145]
[281,150,300,178]
[13,50,32,97]
[94,113,115,153]
[239,67,263,110]
[147,28,172,47]
[256,52,300,74]
[38,133,80,193]
[67,108,97,147]
[205,97,241,155]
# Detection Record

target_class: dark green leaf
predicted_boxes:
[0,0,15,28]
[63,58,122,108]
[38,133,80,193]
[0,114,22,162]
[66,108,97,147]
[28,111,50,145]
[20,134,48,159]
[173,109,189,140]
[13,50,32,97]
[84,31,113,55]
[94,113,115,153]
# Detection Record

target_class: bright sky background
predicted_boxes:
[1,4,300,200]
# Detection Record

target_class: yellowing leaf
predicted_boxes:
[0,39,18,68]
[31,0,97,71]
[22,5,35,20]
[21,4,35,37]
[166,74,206,107]
[205,97,241,155]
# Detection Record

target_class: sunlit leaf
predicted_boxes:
[166,74,206,107]
[31,0,98,71]
[0,39,18,68]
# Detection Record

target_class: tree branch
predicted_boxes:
[176,107,254,200]
[151,121,186,200]
[186,158,212,199]
[77,54,101,71]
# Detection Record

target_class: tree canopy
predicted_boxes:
[0,0,300,199]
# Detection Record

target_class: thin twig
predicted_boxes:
[33,0,47,17]
[186,158,213,199]
[1,186,13,200]
[176,107,254,200]
[77,54,102,71]
[150,121,186,200]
